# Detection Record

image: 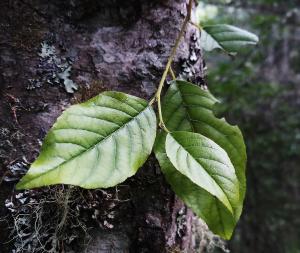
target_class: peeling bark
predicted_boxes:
[0,0,206,252]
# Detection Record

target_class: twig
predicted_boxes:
[150,0,193,132]
[169,66,176,80]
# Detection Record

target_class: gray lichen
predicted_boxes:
[27,41,78,93]
[4,160,28,183]
[192,218,230,253]
[57,66,78,93]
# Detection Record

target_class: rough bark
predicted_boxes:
[0,0,207,252]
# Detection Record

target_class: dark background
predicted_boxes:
[198,1,300,252]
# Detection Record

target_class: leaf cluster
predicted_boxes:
[16,81,246,239]
[16,4,260,240]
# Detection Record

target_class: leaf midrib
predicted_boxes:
[22,106,151,185]
[171,82,246,185]
[170,134,234,213]
[203,27,258,49]
[176,83,195,132]
[175,83,245,167]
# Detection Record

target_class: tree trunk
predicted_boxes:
[0,0,207,252]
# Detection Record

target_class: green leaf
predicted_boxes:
[154,80,246,239]
[200,24,259,54]
[155,134,235,239]
[166,131,240,214]
[17,91,157,190]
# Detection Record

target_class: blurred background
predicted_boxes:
[196,1,300,252]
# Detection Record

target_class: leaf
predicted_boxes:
[154,80,246,239]
[200,24,259,54]
[17,91,157,190]
[166,132,240,214]
[164,80,247,217]
[155,134,235,239]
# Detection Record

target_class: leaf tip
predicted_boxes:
[15,181,26,190]
[15,174,36,190]
[221,232,233,241]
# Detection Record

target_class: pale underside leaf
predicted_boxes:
[155,133,234,240]
[17,91,157,189]
[166,131,240,215]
